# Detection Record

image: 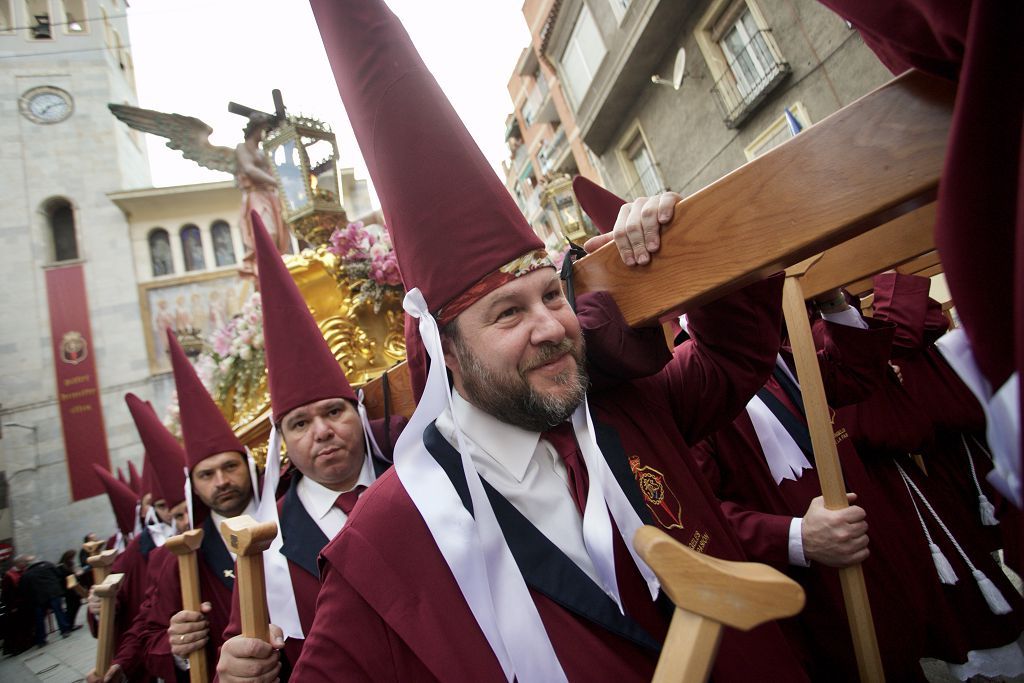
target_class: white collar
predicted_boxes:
[297,454,377,521]
[438,391,543,483]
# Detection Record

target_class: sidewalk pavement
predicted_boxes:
[0,612,93,683]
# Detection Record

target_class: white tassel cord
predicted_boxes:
[896,462,1012,615]
[898,466,958,585]
[962,434,1000,526]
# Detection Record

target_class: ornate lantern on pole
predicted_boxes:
[540,174,592,245]
[262,114,347,247]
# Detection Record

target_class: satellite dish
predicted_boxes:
[650,47,688,90]
[671,47,687,90]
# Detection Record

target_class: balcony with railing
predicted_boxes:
[538,128,570,176]
[521,71,558,129]
[711,29,790,129]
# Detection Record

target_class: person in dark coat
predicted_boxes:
[21,557,72,645]
[57,550,84,629]
[2,555,35,655]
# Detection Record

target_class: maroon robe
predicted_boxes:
[852,272,1024,662]
[693,317,938,681]
[816,0,1022,522]
[140,514,236,681]
[219,461,391,680]
[293,276,809,682]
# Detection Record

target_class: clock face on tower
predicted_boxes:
[20,86,74,124]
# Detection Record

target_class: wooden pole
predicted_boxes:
[633,526,804,683]
[87,548,118,585]
[165,529,208,683]
[781,276,885,682]
[94,572,125,677]
[218,515,277,643]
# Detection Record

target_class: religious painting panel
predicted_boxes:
[139,271,253,374]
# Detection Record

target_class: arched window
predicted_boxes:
[148,228,173,276]
[210,220,236,266]
[180,224,205,271]
[46,198,78,262]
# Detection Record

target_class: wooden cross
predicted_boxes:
[635,527,805,683]
[356,69,953,681]
[218,515,277,643]
[94,572,126,678]
[87,548,119,585]
[165,529,209,683]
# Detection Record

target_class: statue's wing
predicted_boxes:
[108,103,236,174]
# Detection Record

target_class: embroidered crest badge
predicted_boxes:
[223,569,235,580]
[60,331,87,365]
[629,456,684,530]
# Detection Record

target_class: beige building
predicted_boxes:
[504,0,894,240]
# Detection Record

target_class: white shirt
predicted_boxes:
[296,455,377,541]
[435,391,602,587]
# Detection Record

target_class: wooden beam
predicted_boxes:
[793,202,936,299]
[361,362,417,420]
[572,70,953,327]
[845,250,943,296]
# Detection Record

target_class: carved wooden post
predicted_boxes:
[782,271,885,682]
[633,527,804,683]
[219,515,277,643]
[165,529,208,683]
[94,572,126,677]
[87,548,119,585]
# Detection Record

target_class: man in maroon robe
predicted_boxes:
[232,2,809,681]
[815,0,1021,521]
[214,215,403,681]
[86,399,188,682]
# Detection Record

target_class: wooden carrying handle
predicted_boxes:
[634,526,804,683]
[94,572,126,677]
[87,548,118,585]
[781,276,884,682]
[166,529,208,683]
[219,515,277,643]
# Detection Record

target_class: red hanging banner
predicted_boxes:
[45,264,111,501]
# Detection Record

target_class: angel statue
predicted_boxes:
[109,102,290,275]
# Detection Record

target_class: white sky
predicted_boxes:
[125,0,531,199]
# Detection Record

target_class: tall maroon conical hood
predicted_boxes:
[125,393,187,507]
[310,0,545,314]
[252,212,356,421]
[93,465,138,537]
[140,451,160,501]
[167,330,245,470]
[116,467,128,487]
[127,460,142,495]
[572,176,625,234]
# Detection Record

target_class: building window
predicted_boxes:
[0,1,15,33]
[618,126,664,199]
[61,0,86,33]
[211,220,236,267]
[180,224,205,272]
[559,4,606,109]
[46,198,78,262]
[608,0,631,23]
[26,0,52,39]
[743,102,811,160]
[694,0,789,128]
[148,228,174,277]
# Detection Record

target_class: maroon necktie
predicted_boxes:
[333,485,367,515]
[542,423,590,515]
